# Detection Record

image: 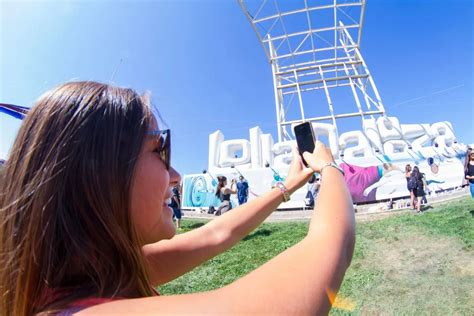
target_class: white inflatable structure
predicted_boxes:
[182,1,468,210]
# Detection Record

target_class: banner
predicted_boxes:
[0,103,29,120]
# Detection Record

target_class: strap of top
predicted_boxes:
[38,287,160,314]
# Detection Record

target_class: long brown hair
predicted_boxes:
[465,148,473,171]
[0,82,156,315]
[405,164,412,177]
[411,166,422,182]
[215,176,227,197]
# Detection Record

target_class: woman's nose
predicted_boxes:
[169,166,181,186]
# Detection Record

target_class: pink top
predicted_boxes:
[56,298,116,315]
[36,287,159,315]
[340,163,381,203]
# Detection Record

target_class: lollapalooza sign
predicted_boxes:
[182,116,467,209]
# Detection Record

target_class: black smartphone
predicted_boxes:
[294,122,316,166]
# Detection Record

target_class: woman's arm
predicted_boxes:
[171,195,180,208]
[224,180,237,194]
[466,168,473,180]
[143,149,314,285]
[81,142,355,315]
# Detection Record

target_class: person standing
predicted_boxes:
[236,175,249,205]
[465,151,474,198]
[463,148,472,184]
[410,166,425,213]
[305,174,320,208]
[169,184,182,229]
[405,164,415,209]
[420,172,429,205]
[215,176,236,215]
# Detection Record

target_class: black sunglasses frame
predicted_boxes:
[147,129,171,170]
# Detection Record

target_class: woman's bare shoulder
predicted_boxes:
[76,291,227,315]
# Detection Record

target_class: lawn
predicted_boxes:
[159,197,474,315]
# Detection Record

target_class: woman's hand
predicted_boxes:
[302,141,335,173]
[285,142,335,192]
[283,144,326,193]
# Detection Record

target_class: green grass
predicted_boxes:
[159,197,474,315]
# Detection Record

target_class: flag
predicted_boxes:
[0,103,29,120]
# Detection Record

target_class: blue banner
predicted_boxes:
[0,103,29,120]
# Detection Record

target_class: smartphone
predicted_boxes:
[294,122,316,166]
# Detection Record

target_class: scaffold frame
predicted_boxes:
[239,0,386,142]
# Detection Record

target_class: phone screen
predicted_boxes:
[294,122,315,166]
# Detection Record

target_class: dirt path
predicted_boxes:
[355,232,474,314]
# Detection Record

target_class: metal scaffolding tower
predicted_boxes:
[239,0,386,142]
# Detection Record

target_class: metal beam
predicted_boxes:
[271,44,358,61]
[262,24,360,43]
[253,2,363,24]
[276,60,362,76]
[278,74,368,89]
[279,110,385,126]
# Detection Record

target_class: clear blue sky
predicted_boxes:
[1,0,472,174]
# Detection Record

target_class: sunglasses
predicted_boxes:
[147,129,171,170]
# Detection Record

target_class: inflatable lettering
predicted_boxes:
[181,116,467,209]
[218,139,251,168]
[208,117,461,173]
[339,131,373,159]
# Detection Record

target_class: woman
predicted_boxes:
[305,174,320,208]
[214,175,236,215]
[168,184,182,229]
[0,81,355,315]
[405,164,415,209]
[410,166,425,213]
[465,151,474,198]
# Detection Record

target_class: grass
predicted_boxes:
[159,197,474,315]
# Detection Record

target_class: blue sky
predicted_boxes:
[1,0,472,174]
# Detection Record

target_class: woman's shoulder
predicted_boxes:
[468,163,474,173]
[37,298,117,316]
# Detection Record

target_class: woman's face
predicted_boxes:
[470,153,474,161]
[430,163,439,174]
[130,119,181,245]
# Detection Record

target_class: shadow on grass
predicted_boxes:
[422,205,434,211]
[470,210,474,217]
[185,222,206,230]
[243,228,273,241]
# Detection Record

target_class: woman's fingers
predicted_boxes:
[302,141,334,172]
[284,146,313,189]
[291,146,304,167]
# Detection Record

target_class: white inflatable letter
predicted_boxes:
[218,140,251,168]
[209,130,224,169]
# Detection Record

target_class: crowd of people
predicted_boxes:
[400,148,474,214]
